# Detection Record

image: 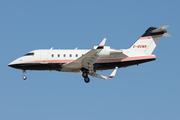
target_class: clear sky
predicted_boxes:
[1,0,180,120]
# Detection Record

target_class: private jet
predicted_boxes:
[8,26,170,83]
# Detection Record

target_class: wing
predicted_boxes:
[89,67,118,79]
[61,38,106,72]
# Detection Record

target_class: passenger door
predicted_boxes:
[40,50,48,64]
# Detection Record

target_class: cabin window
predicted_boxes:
[58,54,60,57]
[24,52,34,56]
[76,54,78,57]
[64,54,66,57]
[70,54,72,57]
[52,54,54,57]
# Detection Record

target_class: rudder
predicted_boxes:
[129,26,170,55]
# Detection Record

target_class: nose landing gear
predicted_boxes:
[23,75,27,80]
[23,70,27,80]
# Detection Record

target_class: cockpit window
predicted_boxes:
[24,52,34,56]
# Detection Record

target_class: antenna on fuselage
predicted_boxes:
[50,47,53,50]
[75,47,78,50]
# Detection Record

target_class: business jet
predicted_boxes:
[8,25,170,83]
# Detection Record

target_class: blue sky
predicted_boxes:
[1,0,180,120]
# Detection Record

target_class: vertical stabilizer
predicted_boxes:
[129,26,170,54]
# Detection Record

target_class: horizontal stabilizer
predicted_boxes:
[163,33,171,37]
[151,25,169,33]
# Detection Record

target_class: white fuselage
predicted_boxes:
[9,46,156,72]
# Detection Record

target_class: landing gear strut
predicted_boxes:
[81,68,90,83]
[23,70,27,80]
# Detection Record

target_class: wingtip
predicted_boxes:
[109,67,118,78]
[100,38,106,45]
[97,38,106,49]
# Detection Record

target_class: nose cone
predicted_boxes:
[8,61,17,68]
[8,58,23,69]
[8,57,27,70]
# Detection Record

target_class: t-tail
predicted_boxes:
[129,25,171,55]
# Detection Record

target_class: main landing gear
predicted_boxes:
[23,70,27,80]
[82,69,90,83]
[83,73,90,83]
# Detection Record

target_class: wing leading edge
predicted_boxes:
[61,38,106,73]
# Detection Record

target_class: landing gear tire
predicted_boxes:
[84,77,90,83]
[23,75,27,80]
[82,72,88,77]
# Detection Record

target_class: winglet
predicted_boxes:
[97,38,106,49]
[109,67,118,78]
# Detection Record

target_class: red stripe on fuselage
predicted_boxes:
[96,55,156,63]
[138,35,163,40]
[48,60,74,63]
[23,60,74,64]
[22,55,156,64]
[121,55,156,61]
